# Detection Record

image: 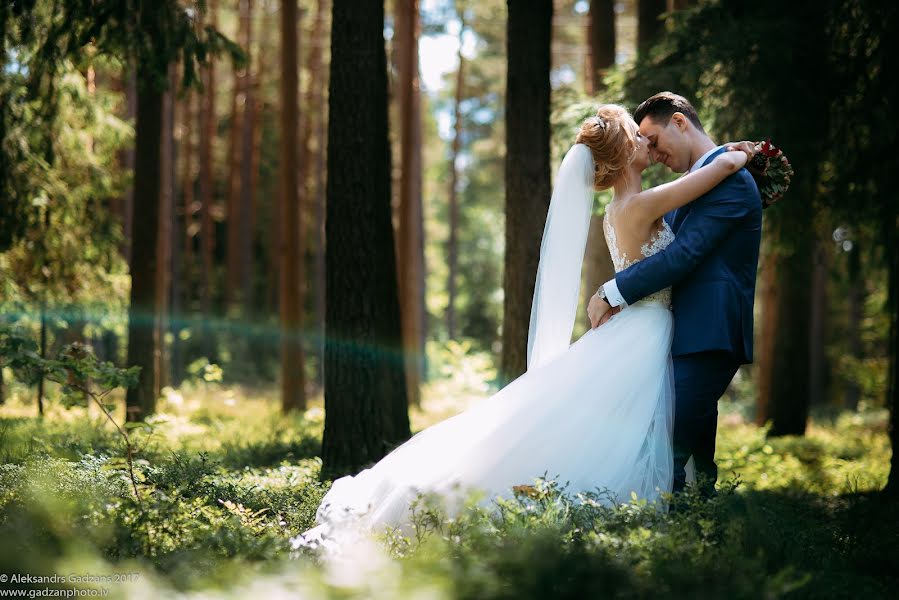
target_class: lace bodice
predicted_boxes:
[602,209,673,308]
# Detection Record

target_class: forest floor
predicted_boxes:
[0,366,896,599]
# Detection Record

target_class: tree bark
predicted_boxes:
[394,0,425,407]
[808,235,830,406]
[666,0,694,11]
[155,63,176,395]
[756,245,778,426]
[239,0,257,313]
[501,0,553,383]
[637,0,666,51]
[199,0,218,360]
[586,0,615,94]
[767,182,815,437]
[844,238,863,410]
[125,79,164,421]
[447,11,465,341]
[307,0,329,388]
[321,0,410,480]
[280,0,306,412]
[225,0,252,309]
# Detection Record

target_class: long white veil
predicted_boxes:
[526,143,595,370]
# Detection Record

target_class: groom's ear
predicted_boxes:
[671,112,689,132]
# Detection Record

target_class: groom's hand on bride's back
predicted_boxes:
[598,306,621,327]
[588,293,620,329]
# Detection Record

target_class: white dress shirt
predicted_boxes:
[599,145,724,308]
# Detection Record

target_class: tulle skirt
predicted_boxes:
[296,301,674,551]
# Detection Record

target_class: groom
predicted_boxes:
[588,92,762,497]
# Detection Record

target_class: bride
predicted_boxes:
[295,104,752,553]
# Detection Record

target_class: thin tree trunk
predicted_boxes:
[586,0,615,94]
[308,0,329,387]
[182,88,195,279]
[321,0,409,480]
[125,80,164,421]
[637,0,666,51]
[280,0,306,412]
[501,0,553,383]
[394,0,425,406]
[756,245,778,426]
[447,11,465,342]
[199,0,218,360]
[155,63,176,395]
[809,235,830,406]
[238,0,257,312]
[226,0,252,309]
[844,238,863,410]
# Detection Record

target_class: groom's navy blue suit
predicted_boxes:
[615,147,762,494]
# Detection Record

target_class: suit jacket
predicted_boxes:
[615,147,762,363]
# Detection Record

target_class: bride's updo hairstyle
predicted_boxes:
[575,104,638,191]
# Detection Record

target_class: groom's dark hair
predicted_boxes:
[634,92,705,133]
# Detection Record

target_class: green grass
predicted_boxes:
[0,380,895,599]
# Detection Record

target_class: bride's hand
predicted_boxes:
[724,140,757,163]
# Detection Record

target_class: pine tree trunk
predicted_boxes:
[501,0,553,383]
[199,0,218,360]
[756,244,778,426]
[637,0,666,51]
[768,181,815,437]
[844,239,863,410]
[280,0,306,412]
[447,12,465,341]
[808,235,830,406]
[225,1,251,309]
[308,0,329,388]
[586,0,615,94]
[321,0,409,480]
[394,0,425,406]
[125,79,164,421]
[155,63,176,395]
[239,0,257,313]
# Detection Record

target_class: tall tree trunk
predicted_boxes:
[447,12,466,341]
[308,0,329,388]
[637,0,666,51]
[394,0,425,406]
[808,235,830,406]
[844,238,863,410]
[226,0,253,309]
[181,88,195,281]
[768,181,815,437]
[155,63,177,395]
[280,0,306,412]
[239,0,257,313]
[756,244,778,426]
[321,0,410,480]
[125,79,164,421]
[199,0,218,361]
[586,0,615,94]
[501,0,553,383]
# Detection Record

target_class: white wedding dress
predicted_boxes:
[294,184,677,554]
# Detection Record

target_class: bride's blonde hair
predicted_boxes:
[575,104,638,191]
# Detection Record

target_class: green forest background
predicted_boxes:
[0,0,897,598]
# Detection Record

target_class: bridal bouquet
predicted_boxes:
[746,139,793,208]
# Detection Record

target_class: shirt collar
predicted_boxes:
[689,145,724,173]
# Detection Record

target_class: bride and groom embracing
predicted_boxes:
[296,91,763,552]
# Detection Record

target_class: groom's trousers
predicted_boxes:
[671,351,740,495]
